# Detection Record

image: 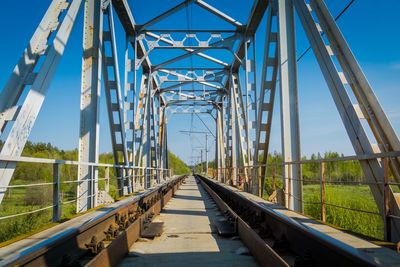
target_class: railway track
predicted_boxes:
[196,174,399,267]
[2,174,399,267]
[0,175,185,267]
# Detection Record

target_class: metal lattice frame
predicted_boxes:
[0,0,399,241]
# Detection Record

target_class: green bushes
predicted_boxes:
[168,152,190,175]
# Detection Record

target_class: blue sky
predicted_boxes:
[0,0,399,165]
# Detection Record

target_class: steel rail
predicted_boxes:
[196,175,289,267]
[0,175,186,267]
[196,174,399,267]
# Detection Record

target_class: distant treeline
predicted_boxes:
[199,150,365,184]
[266,151,364,183]
[0,140,366,183]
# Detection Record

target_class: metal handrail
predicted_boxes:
[0,154,169,170]
[0,155,172,223]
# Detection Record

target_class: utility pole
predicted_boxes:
[205,134,208,175]
[200,149,203,173]
[180,130,214,176]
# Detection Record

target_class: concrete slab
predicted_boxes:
[119,176,259,267]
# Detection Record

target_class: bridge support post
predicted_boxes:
[52,163,61,222]
[216,104,225,182]
[320,162,326,222]
[229,75,237,186]
[105,166,110,193]
[252,6,279,197]
[77,0,103,212]
[278,0,302,212]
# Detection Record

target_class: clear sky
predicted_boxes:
[0,0,399,165]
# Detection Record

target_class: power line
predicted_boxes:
[296,0,357,62]
[195,113,216,138]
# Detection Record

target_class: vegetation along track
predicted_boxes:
[0,175,186,267]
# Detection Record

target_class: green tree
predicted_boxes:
[168,152,190,175]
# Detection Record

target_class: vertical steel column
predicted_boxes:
[77,0,103,212]
[220,99,226,182]
[278,0,302,211]
[150,91,159,184]
[229,75,238,186]
[158,106,168,180]
[216,104,225,182]
[135,74,149,189]
[244,38,256,167]
[102,2,130,194]
[224,95,230,183]
[253,6,279,196]
[124,35,137,192]
[214,114,219,180]
[234,74,251,188]
[144,76,153,188]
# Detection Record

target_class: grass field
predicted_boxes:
[302,184,383,240]
[263,175,384,240]
[0,177,112,244]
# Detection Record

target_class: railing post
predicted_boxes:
[258,165,262,197]
[272,166,276,192]
[132,167,136,192]
[383,157,391,241]
[52,163,61,222]
[145,168,148,189]
[320,161,326,223]
[105,166,110,193]
[126,167,132,194]
[120,167,125,196]
[90,165,97,208]
[286,163,291,209]
[132,166,136,192]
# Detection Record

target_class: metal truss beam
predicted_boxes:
[195,0,243,28]
[0,0,83,204]
[138,0,195,31]
[142,29,238,33]
[156,69,225,88]
[232,0,269,71]
[102,1,130,194]
[145,32,229,67]
[0,0,71,134]
[153,34,240,70]
[158,81,222,92]
[231,74,250,188]
[253,6,279,196]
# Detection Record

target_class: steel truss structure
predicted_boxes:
[1,0,400,241]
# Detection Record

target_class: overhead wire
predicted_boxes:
[296,0,357,62]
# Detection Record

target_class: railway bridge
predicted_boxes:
[0,0,399,266]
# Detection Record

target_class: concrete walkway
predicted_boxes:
[119,176,259,267]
